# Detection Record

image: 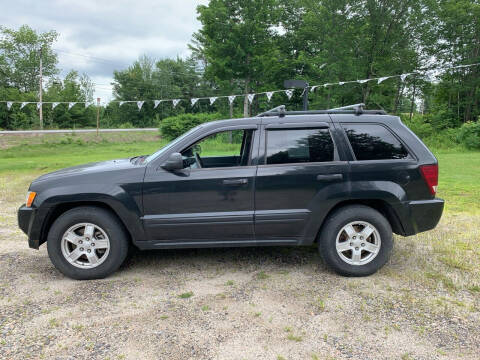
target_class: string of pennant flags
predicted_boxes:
[1,62,479,112]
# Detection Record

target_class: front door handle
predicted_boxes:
[223,178,248,186]
[316,174,343,182]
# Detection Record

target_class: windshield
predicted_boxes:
[144,125,204,163]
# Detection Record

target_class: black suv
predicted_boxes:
[18,104,444,280]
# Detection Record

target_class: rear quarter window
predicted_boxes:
[342,123,410,160]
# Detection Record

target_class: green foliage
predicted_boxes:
[402,114,434,139]
[0,25,58,91]
[457,122,480,150]
[160,112,223,140]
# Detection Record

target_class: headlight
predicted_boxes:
[25,191,37,207]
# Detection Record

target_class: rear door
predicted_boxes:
[254,118,349,244]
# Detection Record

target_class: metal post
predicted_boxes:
[96,97,100,136]
[303,84,309,111]
[39,47,43,130]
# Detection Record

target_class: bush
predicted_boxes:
[402,114,434,139]
[457,122,480,150]
[119,122,134,129]
[160,113,224,140]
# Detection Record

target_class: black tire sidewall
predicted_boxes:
[47,207,129,280]
[319,205,393,276]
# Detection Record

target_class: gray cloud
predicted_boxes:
[0,0,208,100]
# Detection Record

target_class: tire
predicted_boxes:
[47,206,129,280]
[318,205,393,277]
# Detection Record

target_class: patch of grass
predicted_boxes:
[159,315,169,320]
[286,333,303,342]
[257,271,269,280]
[48,318,59,328]
[201,305,210,311]
[178,291,194,299]
[225,280,234,286]
[468,285,480,293]
[425,271,457,292]
[434,150,480,213]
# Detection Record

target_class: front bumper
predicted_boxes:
[18,205,41,249]
[401,198,444,236]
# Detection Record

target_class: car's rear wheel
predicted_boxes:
[47,206,129,280]
[318,205,393,276]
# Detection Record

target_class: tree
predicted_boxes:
[192,0,282,116]
[109,55,208,127]
[426,0,480,122]
[0,25,58,92]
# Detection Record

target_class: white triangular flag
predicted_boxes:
[357,79,370,84]
[400,73,410,82]
[36,102,42,110]
[85,101,92,108]
[20,102,29,109]
[323,83,331,88]
[265,92,273,102]
[378,76,390,84]
[172,99,181,108]
[209,97,217,105]
[310,86,317,93]
[339,81,345,86]
[137,101,144,110]
[68,102,76,110]
[228,95,236,105]
[285,89,294,100]
[119,101,126,106]
[154,100,161,109]
[191,98,199,106]
[52,102,60,110]
[7,101,13,110]
[247,94,255,104]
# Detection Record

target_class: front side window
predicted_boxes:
[342,124,409,161]
[266,128,335,165]
[181,129,254,168]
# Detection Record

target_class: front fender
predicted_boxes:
[34,183,145,246]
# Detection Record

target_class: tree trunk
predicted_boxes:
[409,76,417,121]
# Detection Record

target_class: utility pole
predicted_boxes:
[39,47,43,130]
[96,97,100,136]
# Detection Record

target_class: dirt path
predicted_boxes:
[1,174,479,359]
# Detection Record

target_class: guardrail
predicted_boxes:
[0,128,159,135]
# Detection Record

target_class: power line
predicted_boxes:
[54,48,204,78]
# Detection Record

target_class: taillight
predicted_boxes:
[419,164,438,195]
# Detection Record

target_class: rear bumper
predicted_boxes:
[18,205,41,249]
[401,198,444,236]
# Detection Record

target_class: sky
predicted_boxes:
[0,0,209,101]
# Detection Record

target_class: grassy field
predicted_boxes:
[0,132,479,359]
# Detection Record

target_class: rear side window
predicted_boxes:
[342,124,409,160]
[266,128,334,164]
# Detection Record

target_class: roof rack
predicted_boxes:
[257,103,386,117]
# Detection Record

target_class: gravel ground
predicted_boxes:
[0,173,479,360]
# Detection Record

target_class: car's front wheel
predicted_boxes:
[318,205,393,276]
[47,206,129,280]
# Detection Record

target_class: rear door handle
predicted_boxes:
[316,174,343,182]
[223,178,248,185]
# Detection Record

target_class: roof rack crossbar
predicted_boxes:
[257,103,386,117]
[256,105,286,117]
[327,103,364,115]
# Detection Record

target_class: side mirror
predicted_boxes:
[161,152,184,171]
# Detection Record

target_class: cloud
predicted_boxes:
[0,0,209,100]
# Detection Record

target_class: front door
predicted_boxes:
[142,128,257,245]
[254,120,349,243]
